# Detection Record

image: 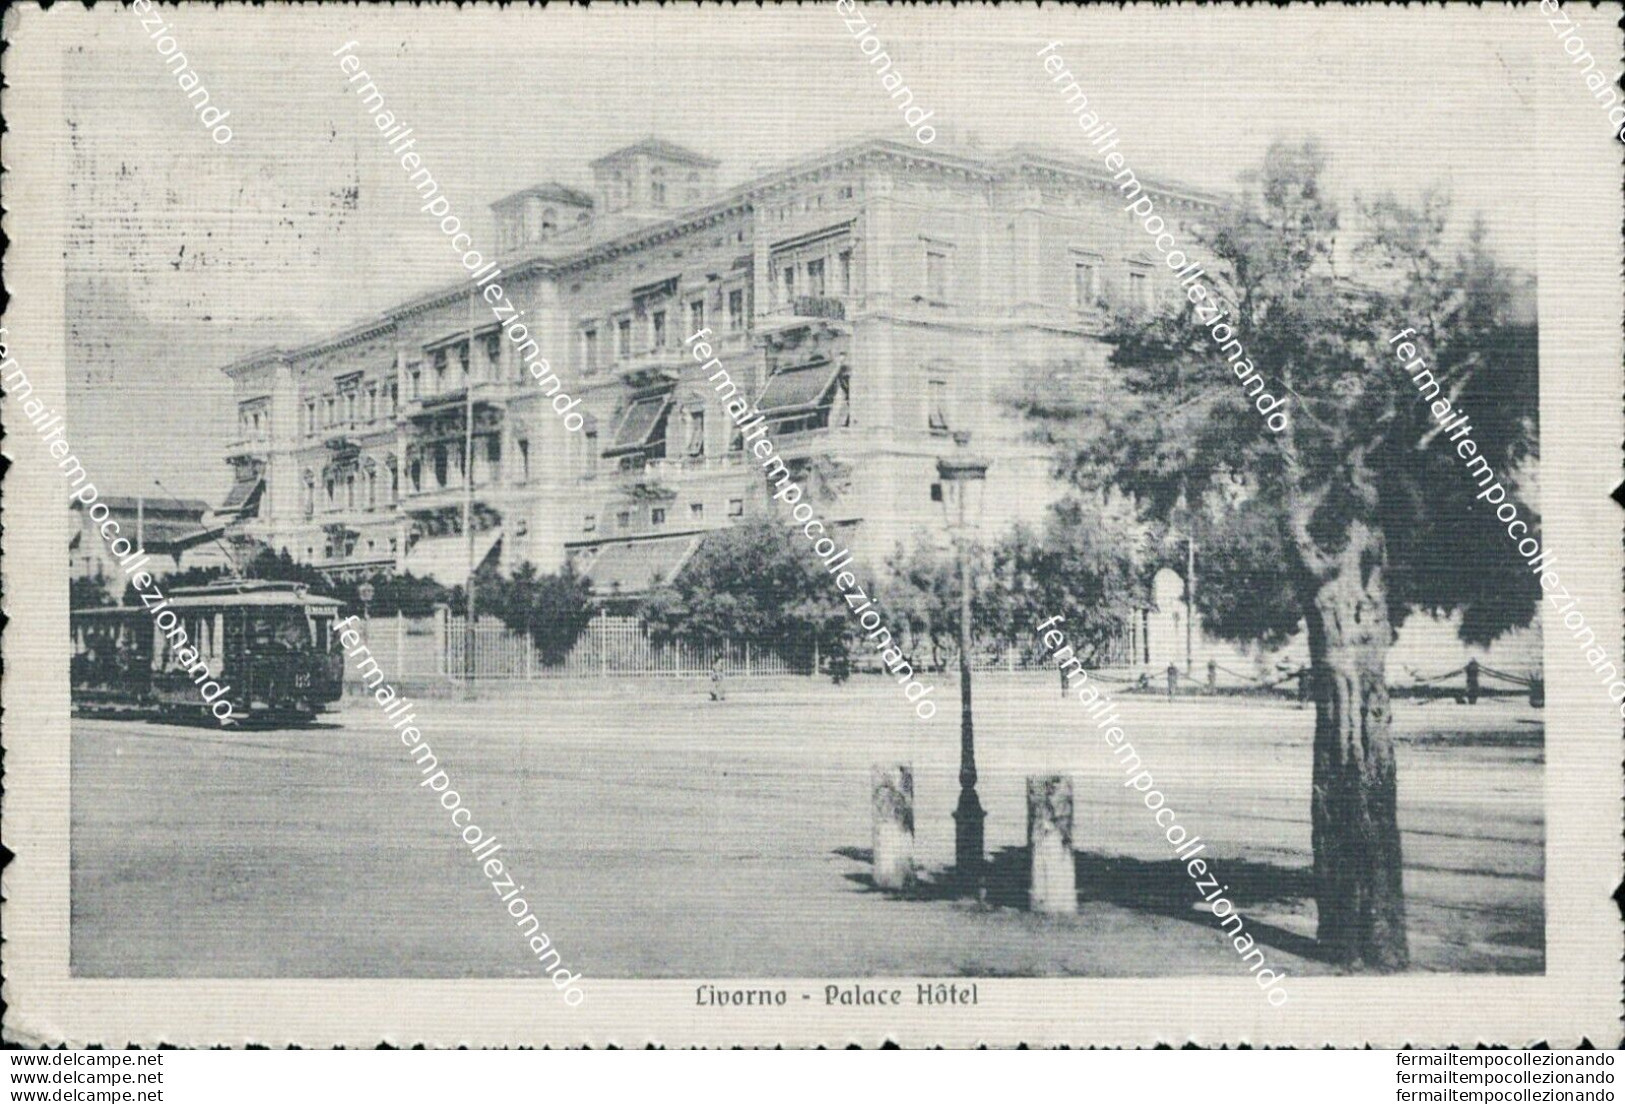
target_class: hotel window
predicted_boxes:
[690,502,704,519]
[346,472,356,508]
[483,332,502,376]
[779,263,795,305]
[925,250,949,302]
[1073,260,1100,308]
[728,289,745,332]
[616,317,632,358]
[927,378,950,434]
[303,481,315,517]
[727,497,744,518]
[389,382,399,415]
[581,327,599,373]
[366,468,377,508]
[457,342,470,378]
[518,439,530,482]
[324,476,335,507]
[583,514,597,533]
[432,350,447,391]
[409,368,422,399]
[325,396,336,426]
[838,250,853,295]
[650,167,667,207]
[651,309,667,350]
[685,408,706,457]
[651,507,667,526]
[304,400,316,435]
[1128,270,1152,311]
[583,429,599,476]
[367,384,378,422]
[409,457,422,493]
[616,509,632,530]
[390,465,398,502]
[689,297,705,335]
[806,258,826,297]
[345,390,357,424]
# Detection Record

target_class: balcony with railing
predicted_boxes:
[613,346,687,387]
[757,295,852,336]
[223,432,271,460]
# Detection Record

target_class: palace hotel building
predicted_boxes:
[215,135,1221,599]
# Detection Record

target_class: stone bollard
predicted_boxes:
[1027,775,1076,915]
[870,764,915,890]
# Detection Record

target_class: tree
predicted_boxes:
[641,518,854,676]
[880,490,1147,668]
[71,575,115,609]
[464,561,595,666]
[1010,141,1538,969]
[983,492,1149,664]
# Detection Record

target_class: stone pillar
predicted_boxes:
[1027,775,1076,915]
[870,764,914,890]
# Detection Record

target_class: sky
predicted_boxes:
[44,1,1605,500]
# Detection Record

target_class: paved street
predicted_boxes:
[71,676,1543,978]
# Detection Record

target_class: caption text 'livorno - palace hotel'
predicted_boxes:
[215,134,1220,597]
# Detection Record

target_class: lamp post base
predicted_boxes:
[953,787,986,889]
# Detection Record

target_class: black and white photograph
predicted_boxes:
[2,0,1621,1079]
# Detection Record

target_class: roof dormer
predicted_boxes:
[491,183,595,253]
[589,138,719,217]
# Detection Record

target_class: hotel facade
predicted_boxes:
[215,135,1222,600]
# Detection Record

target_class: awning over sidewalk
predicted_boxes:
[217,474,265,519]
[403,529,502,586]
[605,394,673,457]
[755,361,841,417]
[576,535,700,596]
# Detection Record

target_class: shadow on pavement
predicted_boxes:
[834,843,1328,964]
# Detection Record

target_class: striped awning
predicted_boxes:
[756,361,841,417]
[217,474,265,518]
[605,395,673,457]
[575,535,700,596]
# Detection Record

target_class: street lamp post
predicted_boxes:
[937,430,990,888]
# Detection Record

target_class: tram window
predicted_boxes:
[249,610,310,651]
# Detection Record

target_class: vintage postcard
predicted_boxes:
[2,1,1620,1049]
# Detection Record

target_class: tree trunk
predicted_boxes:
[1305,521,1409,970]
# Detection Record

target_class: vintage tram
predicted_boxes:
[71,580,347,723]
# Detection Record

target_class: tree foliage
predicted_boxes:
[458,560,595,665]
[640,518,854,675]
[1011,140,1539,651]
[879,491,1148,666]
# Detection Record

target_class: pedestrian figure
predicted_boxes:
[1465,658,1480,706]
[1207,658,1217,693]
[1166,662,1179,701]
[709,655,727,701]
